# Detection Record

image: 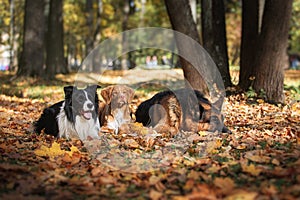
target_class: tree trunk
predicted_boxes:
[46,0,67,79]
[164,0,208,95]
[201,0,232,88]
[252,0,293,103]
[18,0,45,77]
[121,0,131,70]
[239,0,259,90]
[85,0,94,57]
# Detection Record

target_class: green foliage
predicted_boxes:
[0,0,300,73]
[246,86,267,100]
[289,0,300,53]
[246,86,257,98]
[0,0,10,38]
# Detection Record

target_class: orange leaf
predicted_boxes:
[225,189,257,200]
[214,177,235,194]
[149,189,163,200]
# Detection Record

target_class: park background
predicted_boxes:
[0,0,300,199]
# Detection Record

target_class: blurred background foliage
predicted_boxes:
[0,0,299,70]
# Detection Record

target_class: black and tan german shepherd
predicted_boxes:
[135,88,230,135]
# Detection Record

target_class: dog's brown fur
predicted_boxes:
[99,85,134,133]
[135,89,230,135]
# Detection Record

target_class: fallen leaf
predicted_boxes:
[149,189,163,200]
[34,142,65,158]
[245,151,271,163]
[214,177,235,194]
[123,138,139,149]
[225,189,257,200]
[241,162,262,176]
[34,141,80,159]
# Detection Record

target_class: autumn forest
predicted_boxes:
[0,0,300,199]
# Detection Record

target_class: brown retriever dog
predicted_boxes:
[99,85,135,133]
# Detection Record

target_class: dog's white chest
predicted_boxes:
[107,109,129,133]
[57,103,100,140]
[75,116,100,140]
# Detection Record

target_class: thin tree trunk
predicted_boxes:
[85,0,94,57]
[121,0,130,70]
[239,0,259,90]
[201,0,232,88]
[18,0,45,77]
[46,0,66,79]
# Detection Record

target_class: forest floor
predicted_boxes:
[0,69,299,200]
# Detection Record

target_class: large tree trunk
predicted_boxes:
[46,0,67,79]
[252,0,293,103]
[18,0,45,77]
[201,0,232,88]
[239,0,259,90]
[164,0,208,95]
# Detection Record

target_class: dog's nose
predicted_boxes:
[87,103,94,109]
[120,93,126,99]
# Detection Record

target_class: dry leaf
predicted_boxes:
[241,162,262,176]
[123,138,139,149]
[149,189,163,200]
[225,189,257,200]
[214,177,235,194]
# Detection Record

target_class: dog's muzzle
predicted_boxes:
[80,110,93,120]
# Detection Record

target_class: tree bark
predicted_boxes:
[239,0,259,90]
[121,0,131,70]
[18,0,45,77]
[201,0,232,88]
[46,0,67,79]
[164,0,208,95]
[252,0,293,103]
[85,0,94,57]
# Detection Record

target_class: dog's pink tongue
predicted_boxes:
[83,112,92,120]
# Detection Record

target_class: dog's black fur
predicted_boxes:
[34,85,101,140]
[135,88,230,134]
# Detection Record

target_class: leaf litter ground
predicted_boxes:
[0,71,300,199]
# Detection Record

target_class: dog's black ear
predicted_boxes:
[64,86,74,99]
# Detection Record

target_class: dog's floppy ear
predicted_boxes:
[64,86,74,99]
[125,86,135,103]
[101,86,114,104]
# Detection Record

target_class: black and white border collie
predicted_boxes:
[34,85,101,140]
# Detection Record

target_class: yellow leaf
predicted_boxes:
[236,143,247,150]
[205,139,222,154]
[66,145,79,156]
[198,131,207,136]
[34,142,80,158]
[34,142,65,158]
[241,162,262,176]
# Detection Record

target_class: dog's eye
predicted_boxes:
[77,95,85,103]
[88,94,94,101]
